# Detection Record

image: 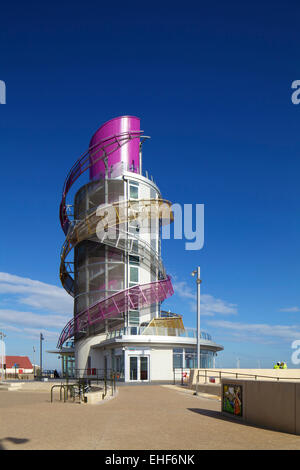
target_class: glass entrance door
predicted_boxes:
[140,356,148,381]
[129,356,149,381]
[129,357,138,381]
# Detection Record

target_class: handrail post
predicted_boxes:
[102,370,107,399]
[195,370,199,396]
[51,384,63,403]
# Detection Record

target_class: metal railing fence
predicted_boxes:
[193,369,300,395]
[173,368,300,391]
[51,369,118,403]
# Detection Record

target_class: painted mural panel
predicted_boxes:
[222,384,243,417]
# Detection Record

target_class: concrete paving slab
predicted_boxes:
[0,385,300,450]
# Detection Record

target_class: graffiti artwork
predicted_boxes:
[222,384,243,417]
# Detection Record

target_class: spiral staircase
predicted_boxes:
[57,126,174,349]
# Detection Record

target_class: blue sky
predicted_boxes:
[0,0,300,369]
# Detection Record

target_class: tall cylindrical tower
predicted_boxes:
[57,116,174,360]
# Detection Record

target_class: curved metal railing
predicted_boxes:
[60,131,144,234]
[57,276,173,348]
[59,198,173,296]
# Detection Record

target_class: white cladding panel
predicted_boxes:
[150,348,173,381]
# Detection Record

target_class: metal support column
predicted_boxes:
[40,333,44,377]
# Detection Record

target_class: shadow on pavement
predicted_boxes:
[187,407,269,432]
[187,407,298,435]
[0,437,29,450]
[188,408,229,420]
[188,408,251,426]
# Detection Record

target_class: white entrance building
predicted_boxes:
[76,323,223,382]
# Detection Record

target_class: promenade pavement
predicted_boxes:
[0,384,300,450]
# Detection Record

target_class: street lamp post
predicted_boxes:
[0,331,6,380]
[191,267,201,369]
[40,333,44,377]
[33,346,36,378]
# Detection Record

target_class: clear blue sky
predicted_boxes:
[1,0,300,369]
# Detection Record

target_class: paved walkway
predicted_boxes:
[0,384,300,450]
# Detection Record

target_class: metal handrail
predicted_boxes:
[57,276,173,348]
[106,326,211,340]
[197,369,300,381]
[193,369,300,395]
[172,368,300,395]
[50,384,76,403]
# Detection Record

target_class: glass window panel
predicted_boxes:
[185,352,196,369]
[130,267,139,283]
[130,185,139,199]
[173,348,183,368]
[173,354,183,369]
[130,357,138,380]
[129,221,140,233]
[129,282,138,288]
[129,255,140,265]
[140,357,148,381]
[131,240,139,254]
[115,355,124,373]
[129,310,139,325]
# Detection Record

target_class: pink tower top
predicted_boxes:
[89,115,141,180]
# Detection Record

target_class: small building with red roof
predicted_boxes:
[5,356,33,374]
